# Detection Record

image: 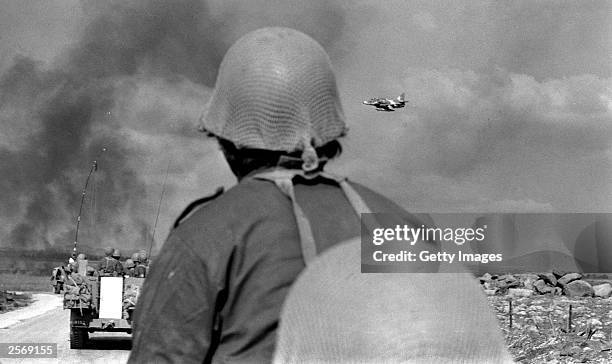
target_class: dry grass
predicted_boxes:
[488,295,612,363]
[0,273,53,292]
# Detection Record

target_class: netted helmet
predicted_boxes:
[112,249,121,258]
[86,266,95,275]
[125,259,135,269]
[200,27,347,172]
[77,253,86,260]
[131,252,140,262]
[104,247,114,257]
[138,250,148,262]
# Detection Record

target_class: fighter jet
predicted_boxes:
[363,93,407,111]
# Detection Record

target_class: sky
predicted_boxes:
[0,0,610,253]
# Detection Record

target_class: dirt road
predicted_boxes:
[0,293,131,364]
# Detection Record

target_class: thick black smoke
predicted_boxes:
[0,0,346,252]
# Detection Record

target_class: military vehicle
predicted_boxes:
[63,259,144,349]
[62,150,153,348]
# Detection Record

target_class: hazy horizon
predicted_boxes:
[0,0,610,253]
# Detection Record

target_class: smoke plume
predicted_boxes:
[1,0,610,254]
[0,0,346,252]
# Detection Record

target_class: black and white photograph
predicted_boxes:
[0,0,610,363]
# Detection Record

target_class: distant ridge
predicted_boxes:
[466,250,599,275]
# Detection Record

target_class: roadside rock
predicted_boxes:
[558,273,582,287]
[0,291,33,313]
[478,273,492,283]
[563,280,593,297]
[552,269,569,279]
[523,274,540,290]
[498,274,520,289]
[483,281,496,290]
[592,283,612,298]
[509,288,533,298]
[534,279,555,294]
[538,273,558,286]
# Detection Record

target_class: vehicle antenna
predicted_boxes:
[73,147,106,254]
[148,159,170,259]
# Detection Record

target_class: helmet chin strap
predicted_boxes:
[273,135,325,174]
[299,135,320,173]
[300,144,319,172]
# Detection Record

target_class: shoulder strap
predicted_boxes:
[318,172,373,216]
[251,169,376,266]
[254,170,318,265]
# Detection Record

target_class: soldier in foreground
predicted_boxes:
[129,27,436,363]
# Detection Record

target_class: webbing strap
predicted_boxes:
[252,169,375,266]
[273,177,318,265]
[337,179,372,216]
[335,176,381,237]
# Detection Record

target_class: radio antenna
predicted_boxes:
[148,159,170,258]
[73,147,106,254]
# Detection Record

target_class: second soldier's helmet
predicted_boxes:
[112,249,121,258]
[77,253,86,260]
[131,252,140,262]
[199,27,347,172]
[138,250,148,262]
[125,259,135,269]
[86,266,95,276]
[104,247,114,257]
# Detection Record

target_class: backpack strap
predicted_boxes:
[253,170,318,265]
[251,169,375,266]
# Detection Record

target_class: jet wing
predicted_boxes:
[376,104,394,111]
[364,98,385,105]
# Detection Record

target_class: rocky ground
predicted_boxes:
[480,272,612,363]
[0,290,33,313]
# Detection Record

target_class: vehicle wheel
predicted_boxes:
[70,326,88,349]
